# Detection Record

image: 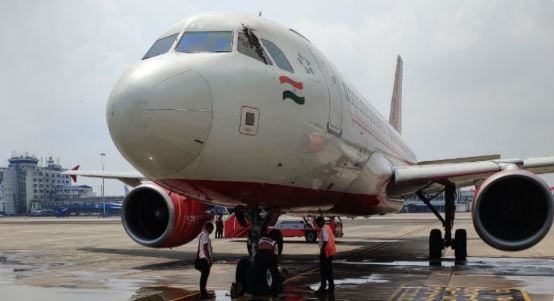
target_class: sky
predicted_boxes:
[1,0,553,195]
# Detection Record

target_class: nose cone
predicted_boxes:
[107,57,213,178]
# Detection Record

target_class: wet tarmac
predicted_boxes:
[1,213,553,300]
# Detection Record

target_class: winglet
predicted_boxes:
[389,55,403,134]
[70,165,80,183]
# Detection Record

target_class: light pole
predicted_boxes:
[100,153,106,217]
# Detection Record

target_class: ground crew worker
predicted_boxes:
[315,216,336,295]
[248,225,285,299]
[215,214,224,238]
[196,222,214,299]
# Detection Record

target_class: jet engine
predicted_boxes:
[472,170,553,251]
[121,183,212,248]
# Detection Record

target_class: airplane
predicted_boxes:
[66,11,554,288]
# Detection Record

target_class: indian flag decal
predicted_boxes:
[279,76,305,105]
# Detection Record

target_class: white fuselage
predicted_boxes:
[107,13,417,215]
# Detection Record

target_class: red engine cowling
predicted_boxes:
[472,170,554,251]
[121,183,212,248]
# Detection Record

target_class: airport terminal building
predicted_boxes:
[0,154,98,215]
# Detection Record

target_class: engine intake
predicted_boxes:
[472,170,553,251]
[122,183,211,248]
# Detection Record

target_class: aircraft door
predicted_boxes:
[326,70,343,136]
[316,57,343,136]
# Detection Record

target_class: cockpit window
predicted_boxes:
[237,32,272,65]
[142,33,178,60]
[261,39,294,73]
[175,31,233,53]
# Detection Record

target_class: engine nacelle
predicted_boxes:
[122,183,212,248]
[472,170,553,251]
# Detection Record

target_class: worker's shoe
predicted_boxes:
[278,293,286,300]
[325,287,335,294]
[314,287,326,296]
[199,292,214,299]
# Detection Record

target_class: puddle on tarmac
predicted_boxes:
[504,275,554,296]
[0,253,142,301]
[3,249,554,300]
[308,273,388,290]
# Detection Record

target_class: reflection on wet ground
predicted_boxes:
[2,215,554,300]
[3,252,554,300]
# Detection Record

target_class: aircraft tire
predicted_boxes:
[454,229,467,262]
[234,257,251,296]
[429,229,443,259]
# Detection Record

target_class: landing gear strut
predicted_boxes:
[230,207,283,298]
[417,181,467,263]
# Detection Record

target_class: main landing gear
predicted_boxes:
[230,207,285,299]
[417,181,467,264]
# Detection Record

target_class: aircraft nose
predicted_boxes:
[107,58,213,178]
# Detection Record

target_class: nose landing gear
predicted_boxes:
[230,207,285,299]
[418,181,467,264]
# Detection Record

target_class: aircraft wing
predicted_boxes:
[63,169,146,187]
[389,155,554,197]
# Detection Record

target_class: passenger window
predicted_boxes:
[142,33,178,60]
[261,39,294,73]
[175,31,233,53]
[237,32,272,65]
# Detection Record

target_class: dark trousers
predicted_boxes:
[216,223,223,238]
[198,258,211,295]
[319,252,334,290]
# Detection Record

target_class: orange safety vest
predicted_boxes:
[318,224,336,258]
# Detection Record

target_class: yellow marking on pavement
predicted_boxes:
[521,290,532,301]
[388,287,403,301]
[168,292,198,301]
[388,287,531,301]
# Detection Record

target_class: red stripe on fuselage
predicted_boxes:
[279,76,304,90]
[155,179,392,215]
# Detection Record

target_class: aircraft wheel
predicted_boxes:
[454,229,467,262]
[429,229,443,260]
[233,257,251,297]
[304,231,317,243]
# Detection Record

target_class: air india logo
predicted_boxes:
[279,76,305,105]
